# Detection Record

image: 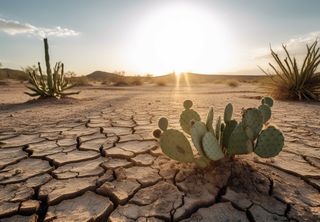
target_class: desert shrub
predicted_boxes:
[156,80,167,86]
[25,38,79,98]
[130,79,142,86]
[113,79,129,86]
[226,80,239,87]
[68,76,91,86]
[260,40,320,101]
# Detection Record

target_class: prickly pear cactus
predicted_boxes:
[158,117,168,131]
[215,116,222,142]
[206,107,214,133]
[254,126,284,158]
[227,122,253,155]
[224,103,233,123]
[191,121,207,157]
[262,96,274,107]
[153,97,284,167]
[180,100,201,135]
[243,108,263,140]
[202,132,224,161]
[155,118,194,162]
[258,104,272,124]
[222,120,238,148]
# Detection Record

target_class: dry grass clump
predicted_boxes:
[226,79,239,87]
[102,76,143,86]
[155,80,167,86]
[260,40,320,101]
[68,76,91,86]
[0,80,8,85]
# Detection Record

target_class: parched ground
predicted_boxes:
[0,81,319,222]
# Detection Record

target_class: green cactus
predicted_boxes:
[227,122,253,155]
[222,120,238,148]
[242,108,263,140]
[156,118,194,162]
[262,96,274,107]
[153,97,284,166]
[158,117,168,131]
[224,103,233,123]
[202,132,224,161]
[179,100,201,135]
[25,38,79,98]
[254,126,284,158]
[206,107,214,133]
[258,104,272,124]
[191,121,208,157]
[215,116,222,142]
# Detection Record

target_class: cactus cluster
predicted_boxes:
[153,97,284,167]
[25,38,79,98]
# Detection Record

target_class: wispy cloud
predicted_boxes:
[0,18,80,38]
[255,31,320,60]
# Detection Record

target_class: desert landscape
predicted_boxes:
[1,0,320,221]
[0,77,319,221]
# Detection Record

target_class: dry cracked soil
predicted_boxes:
[0,82,319,222]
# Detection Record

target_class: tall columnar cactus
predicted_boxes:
[25,38,79,98]
[153,97,284,167]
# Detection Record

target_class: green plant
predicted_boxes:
[153,97,284,168]
[25,38,79,98]
[260,40,320,101]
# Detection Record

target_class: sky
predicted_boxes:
[0,0,320,76]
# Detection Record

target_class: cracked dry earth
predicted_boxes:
[0,83,319,222]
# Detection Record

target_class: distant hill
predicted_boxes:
[0,68,28,81]
[154,72,265,84]
[86,71,119,81]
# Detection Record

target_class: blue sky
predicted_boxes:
[0,0,319,75]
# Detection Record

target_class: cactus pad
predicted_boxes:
[158,117,168,131]
[254,126,284,158]
[159,129,194,162]
[222,119,238,148]
[259,104,272,124]
[243,108,263,140]
[206,107,214,133]
[153,129,162,138]
[262,96,274,107]
[202,132,224,161]
[180,102,201,135]
[191,121,207,156]
[184,100,193,109]
[215,116,222,141]
[227,123,253,155]
[224,103,233,123]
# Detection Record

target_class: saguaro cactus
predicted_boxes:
[153,97,284,167]
[25,38,79,98]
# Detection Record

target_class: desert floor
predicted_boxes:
[0,81,319,222]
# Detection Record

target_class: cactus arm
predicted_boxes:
[224,103,233,123]
[44,38,53,94]
[215,116,222,142]
[191,121,208,157]
[202,132,224,161]
[206,107,214,133]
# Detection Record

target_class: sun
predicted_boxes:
[124,2,234,75]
